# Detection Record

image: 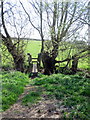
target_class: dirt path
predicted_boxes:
[2,84,67,118]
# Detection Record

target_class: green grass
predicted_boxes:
[1,70,90,119]
[25,40,41,58]
[22,91,42,106]
[1,71,29,111]
[78,58,89,70]
[31,74,90,119]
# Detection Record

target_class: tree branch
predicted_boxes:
[56,47,89,63]
[1,1,10,39]
[20,1,41,34]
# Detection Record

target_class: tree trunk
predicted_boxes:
[1,34,25,72]
[1,1,25,72]
[71,57,78,74]
[42,52,56,75]
[40,0,44,53]
[13,55,24,72]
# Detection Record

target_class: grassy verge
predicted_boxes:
[24,73,90,119]
[1,71,29,111]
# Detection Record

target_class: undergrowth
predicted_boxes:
[1,71,29,111]
[31,73,90,119]
[1,71,90,119]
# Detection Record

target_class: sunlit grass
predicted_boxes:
[32,73,90,119]
[25,40,41,58]
[22,91,42,106]
[1,71,29,111]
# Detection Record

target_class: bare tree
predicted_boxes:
[45,1,86,58]
[42,1,88,74]
[1,1,28,72]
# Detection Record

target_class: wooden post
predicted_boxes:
[37,53,42,71]
[27,53,33,73]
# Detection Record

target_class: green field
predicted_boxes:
[2,40,89,70]
[25,40,41,58]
